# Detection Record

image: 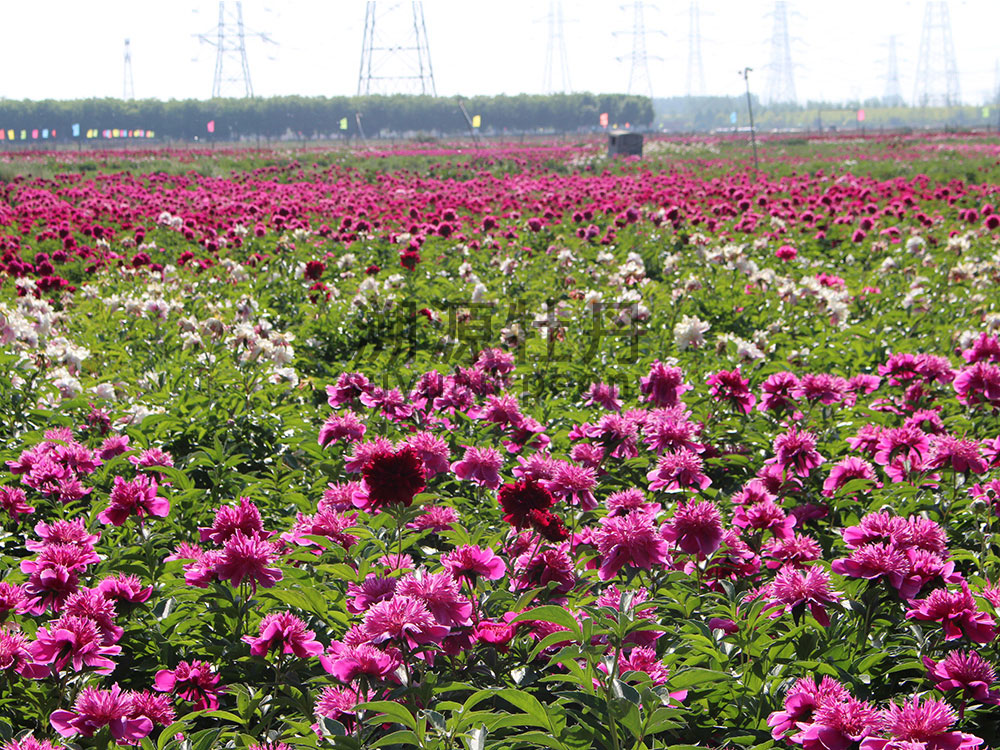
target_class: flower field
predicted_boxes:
[2,134,1000,750]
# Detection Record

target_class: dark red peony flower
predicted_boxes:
[497,479,555,528]
[529,508,570,542]
[360,446,426,510]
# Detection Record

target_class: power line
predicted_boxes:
[543,0,571,94]
[123,39,135,101]
[913,1,960,106]
[358,2,437,97]
[763,1,796,105]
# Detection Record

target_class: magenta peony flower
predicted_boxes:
[50,684,152,744]
[759,565,839,627]
[732,499,795,539]
[791,697,880,750]
[402,431,451,477]
[758,371,800,413]
[318,412,366,447]
[214,531,283,592]
[95,573,152,604]
[925,435,989,474]
[0,625,48,679]
[346,575,397,614]
[30,615,121,675]
[451,446,503,489]
[441,544,506,582]
[706,368,755,414]
[0,485,34,518]
[97,475,168,526]
[661,499,723,557]
[242,611,324,659]
[542,462,597,510]
[199,496,265,544]
[361,595,450,648]
[154,660,223,711]
[321,640,400,683]
[397,572,472,627]
[823,457,881,497]
[768,676,850,740]
[584,382,623,411]
[766,427,825,479]
[594,511,670,581]
[647,449,711,493]
[953,362,1000,409]
[860,696,984,750]
[924,650,1000,705]
[906,583,997,643]
[639,361,690,408]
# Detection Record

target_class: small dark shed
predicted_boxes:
[608,131,643,157]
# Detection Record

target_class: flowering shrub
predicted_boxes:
[1,136,1000,748]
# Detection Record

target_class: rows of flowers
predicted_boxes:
[1,137,1000,749]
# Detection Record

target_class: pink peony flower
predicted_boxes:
[361,595,450,648]
[441,544,506,582]
[906,583,997,643]
[860,696,984,750]
[321,640,400,683]
[639,361,690,408]
[646,448,711,493]
[706,368,755,414]
[199,496,265,544]
[923,650,1000,705]
[154,660,223,711]
[451,446,503,489]
[759,565,839,627]
[30,615,121,675]
[594,510,670,581]
[766,427,825,479]
[214,531,283,592]
[50,684,152,744]
[661,499,723,557]
[542,462,597,510]
[242,611,324,659]
[97,475,169,526]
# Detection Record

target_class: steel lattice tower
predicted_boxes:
[357,2,437,96]
[616,2,661,100]
[883,35,904,106]
[685,1,705,97]
[196,1,273,99]
[543,0,571,94]
[763,1,796,105]
[913,1,960,106]
[123,39,135,100]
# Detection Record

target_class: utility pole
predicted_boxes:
[913,1,959,107]
[763,1,796,105]
[543,0,571,93]
[883,35,904,106]
[358,2,437,96]
[195,1,275,99]
[123,39,135,100]
[741,67,758,172]
[615,2,664,100]
[685,0,706,97]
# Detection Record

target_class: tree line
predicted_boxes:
[0,94,653,141]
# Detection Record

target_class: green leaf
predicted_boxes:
[509,606,581,639]
[358,700,418,731]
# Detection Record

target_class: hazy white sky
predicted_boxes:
[2,1,997,104]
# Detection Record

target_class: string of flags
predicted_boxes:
[0,124,155,141]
